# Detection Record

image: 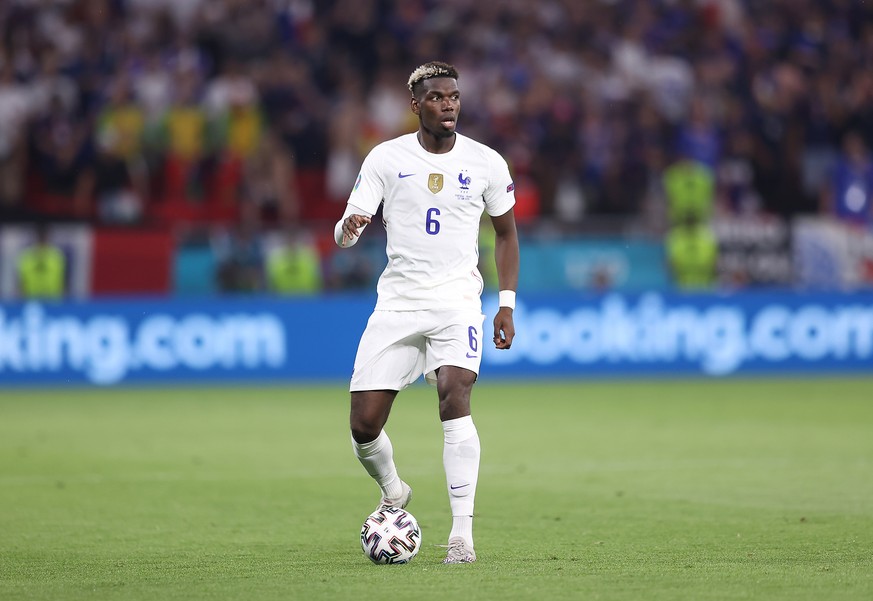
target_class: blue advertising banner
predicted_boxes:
[1,291,872,387]
[480,291,873,378]
[0,296,370,386]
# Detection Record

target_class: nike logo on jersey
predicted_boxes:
[398,172,415,178]
[466,352,478,359]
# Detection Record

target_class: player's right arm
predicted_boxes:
[334,146,386,248]
[334,204,373,248]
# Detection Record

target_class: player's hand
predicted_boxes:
[493,307,515,350]
[341,214,371,246]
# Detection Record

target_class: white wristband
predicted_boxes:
[498,290,516,310]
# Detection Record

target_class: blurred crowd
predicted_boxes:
[2,0,873,294]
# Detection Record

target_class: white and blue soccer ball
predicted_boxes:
[360,507,421,564]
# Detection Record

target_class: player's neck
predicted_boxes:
[417,130,456,154]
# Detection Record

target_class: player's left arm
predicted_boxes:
[490,208,519,350]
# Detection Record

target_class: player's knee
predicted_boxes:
[350,426,378,444]
[438,385,473,421]
[349,391,395,442]
[350,412,382,443]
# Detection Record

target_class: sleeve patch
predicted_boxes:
[506,182,515,193]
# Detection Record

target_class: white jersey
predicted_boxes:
[348,132,516,311]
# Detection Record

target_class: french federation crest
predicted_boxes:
[428,173,444,194]
[458,171,471,190]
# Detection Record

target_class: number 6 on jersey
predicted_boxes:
[426,207,441,235]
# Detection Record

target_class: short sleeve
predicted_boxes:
[347,145,385,214]
[482,148,516,217]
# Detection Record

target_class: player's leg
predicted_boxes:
[350,390,395,443]
[424,310,485,563]
[437,366,480,563]
[350,390,411,508]
[349,310,425,509]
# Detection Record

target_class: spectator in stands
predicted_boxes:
[241,130,299,225]
[663,150,715,226]
[29,92,94,217]
[675,96,721,169]
[207,60,263,209]
[29,48,78,122]
[823,130,873,225]
[132,50,174,128]
[666,213,719,290]
[204,59,258,118]
[716,128,762,216]
[326,71,368,202]
[265,228,323,295]
[16,224,66,299]
[94,76,148,223]
[254,53,328,222]
[213,204,264,293]
[153,68,210,201]
[0,59,31,214]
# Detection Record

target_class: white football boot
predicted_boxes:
[377,480,412,511]
[443,537,477,564]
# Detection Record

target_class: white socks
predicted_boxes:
[351,417,481,548]
[443,415,480,547]
[351,430,403,500]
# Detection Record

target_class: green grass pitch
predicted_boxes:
[1,378,872,601]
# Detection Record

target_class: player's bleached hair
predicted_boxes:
[407,61,459,94]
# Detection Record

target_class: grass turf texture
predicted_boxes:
[1,379,871,601]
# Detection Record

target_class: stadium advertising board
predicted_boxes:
[1,291,872,386]
[480,291,873,377]
[793,217,873,289]
[713,215,793,286]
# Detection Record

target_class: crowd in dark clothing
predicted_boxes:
[1,0,872,232]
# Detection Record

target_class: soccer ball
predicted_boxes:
[360,507,421,564]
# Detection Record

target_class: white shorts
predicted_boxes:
[349,309,486,392]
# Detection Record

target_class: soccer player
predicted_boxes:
[335,61,519,564]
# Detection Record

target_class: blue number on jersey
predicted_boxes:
[468,326,478,352]
[425,207,441,235]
